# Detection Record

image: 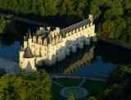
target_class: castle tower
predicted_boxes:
[19,46,24,67]
[23,36,28,49]
[19,44,36,72]
[88,14,93,26]
[28,32,32,47]
[88,14,96,37]
[33,35,37,43]
[38,36,42,44]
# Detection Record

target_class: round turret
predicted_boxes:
[33,35,37,43]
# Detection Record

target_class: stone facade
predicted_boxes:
[19,14,96,71]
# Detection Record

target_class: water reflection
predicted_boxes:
[0,39,20,74]
[0,38,131,77]
[0,41,20,62]
[95,40,131,64]
[38,40,131,79]
[64,46,94,74]
[38,44,96,73]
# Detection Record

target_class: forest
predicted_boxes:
[88,65,131,100]
[0,1,131,100]
[0,0,130,45]
[0,71,52,100]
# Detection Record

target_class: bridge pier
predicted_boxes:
[85,38,90,45]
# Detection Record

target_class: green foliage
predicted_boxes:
[124,0,131,10]
[68,94,76,100]
[102,20,114,38]
[0,71,52,100]
[104,0,123,19]
[0,17,8,34]
[113,18,126,39]
[0,0,130,44]
[90,0,130,45]
[0,0,57,16]
[88,96,97,100]
[99,65,131,100]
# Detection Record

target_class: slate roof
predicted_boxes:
[23,47,33,58]
[33,19,88,44]
[61,19,88,33]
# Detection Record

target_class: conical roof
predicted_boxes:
[23,47,33,58]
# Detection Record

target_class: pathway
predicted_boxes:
[53,80,64,87]
[51,74,107,82]
[78,78,86,87]
[0,13,46,26]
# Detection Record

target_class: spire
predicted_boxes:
[29,32,32,39]
[27,29,31,38]
[24,36,27,41]
[20,46,24,51]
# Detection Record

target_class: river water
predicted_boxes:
[0,36,131,78]
[39,40,131,79]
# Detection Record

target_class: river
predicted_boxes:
[0,34,131,78]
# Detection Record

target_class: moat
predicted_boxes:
[0,36,131,79]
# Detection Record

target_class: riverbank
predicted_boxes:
[99,38,131,50]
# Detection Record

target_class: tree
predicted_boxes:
[65,0,75,15]
[104,0,123,19]
[124,0,131,10]
[0,71,52,100]
[113,18,126,40]
[102,20,114,38]
[67,94,75,100]
[88,96,97,100]
[0,17,8,34]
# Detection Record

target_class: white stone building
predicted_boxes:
[19,14,96,71]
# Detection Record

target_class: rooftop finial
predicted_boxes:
[88,14,93,26]
[47,27,51,31]
[28,30,32,38]
[24,36,26,41]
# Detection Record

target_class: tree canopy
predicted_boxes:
[0,0,130,44]
[101,65,131,100]
[0,71,52,100]
[0,17,9,34]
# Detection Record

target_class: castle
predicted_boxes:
[19,14,96,72]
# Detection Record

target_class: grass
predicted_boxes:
[83,80,106,96]
[52,84,62,100]
[54,78,82,86]
[52,78,106,100]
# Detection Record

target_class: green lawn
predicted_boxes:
[82,80,106,96]
[52,78,106,100]
[52,84,62,100]
[54,78,82,86]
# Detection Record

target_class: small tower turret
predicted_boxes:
[88,14,94,26]
[19,43,36,72]
[19,46,24,67]
[38,36,42,44]
[28,32,32,47]
[33,35,37,43]
[23,36,27,49]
